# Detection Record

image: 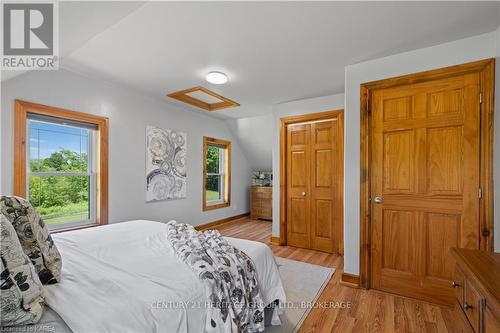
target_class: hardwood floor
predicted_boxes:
[212,217,469,333]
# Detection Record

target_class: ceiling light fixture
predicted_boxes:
[206,71,228,85]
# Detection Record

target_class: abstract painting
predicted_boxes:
[146,126,187,201]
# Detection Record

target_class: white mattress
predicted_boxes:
[34,220,285,333]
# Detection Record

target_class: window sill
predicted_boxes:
[50,222,101,234]
[203,202,230,211]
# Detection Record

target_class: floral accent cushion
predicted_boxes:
[1,214,45,326]
[0,196,62,284]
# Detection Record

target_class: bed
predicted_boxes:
[26,220,286,333]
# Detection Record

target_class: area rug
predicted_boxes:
[265,257,335,333]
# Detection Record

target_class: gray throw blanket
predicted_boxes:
[166,221,265,333]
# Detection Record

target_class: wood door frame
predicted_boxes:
[279,109,344,254]
[359,59,495,289]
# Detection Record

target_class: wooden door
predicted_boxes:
[310,120,341,253]
[370,73,481,304]
[286,115,343,253]
[286,123,311,249]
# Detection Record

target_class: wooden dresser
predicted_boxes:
[250,186,272,220]
[451,248,500,333]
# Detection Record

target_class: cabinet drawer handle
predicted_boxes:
[451,281,460,288]
[463,303,472,311]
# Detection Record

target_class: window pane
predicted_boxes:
[29,120,89,173]
[206,175,222,202]
[206,145,220,174]
[29,175,90,228]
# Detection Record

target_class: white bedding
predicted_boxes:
[39,220,286,333]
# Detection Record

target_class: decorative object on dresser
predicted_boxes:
[252,171,272,187]
[451,248,500,333]
[251,186,272,220]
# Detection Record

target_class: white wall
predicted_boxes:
[226,113,273,171]
[0,69,253,226]
[343,31,498,275]
[271,93,345,236]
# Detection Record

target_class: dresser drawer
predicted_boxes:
[484,305,500,333]
[254,207,272,216]
[254,192,272,200]
[260,199,272,209]
[252,187,272,194]
[452,266,465,307]
[252,207,272,219]
[464,280,482,333]
[252,188,272,199]
[250,187,272,220]
[450,248,500,333]
[251,200,262,209]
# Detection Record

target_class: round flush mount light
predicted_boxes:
[206,71,228,84]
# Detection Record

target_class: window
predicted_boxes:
[203,137,231,211]
[14,100,108,231]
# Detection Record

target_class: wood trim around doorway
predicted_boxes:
[279,109,344,254]
[359,59,495,289]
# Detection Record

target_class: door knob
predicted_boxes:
[373,196,382,204]
[301,192,306,196]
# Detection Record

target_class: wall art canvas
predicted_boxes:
[146,126,187,201]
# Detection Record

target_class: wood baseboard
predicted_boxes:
[195,212,250,231]
[270,236,280,245]
[341,272,360,288]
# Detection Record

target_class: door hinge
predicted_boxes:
[478,188,482,199]
[479,92,483,104]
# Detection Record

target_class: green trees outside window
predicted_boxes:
[28,119,94,227]
[29,149,90,224]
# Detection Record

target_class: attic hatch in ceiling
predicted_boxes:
[167,86,239,111]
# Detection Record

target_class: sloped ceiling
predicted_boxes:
[57,1,500,119]
[2,2,499,173]
[226,114,273,171]
[1,1,145,82]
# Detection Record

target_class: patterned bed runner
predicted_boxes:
[166,221,265,333]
